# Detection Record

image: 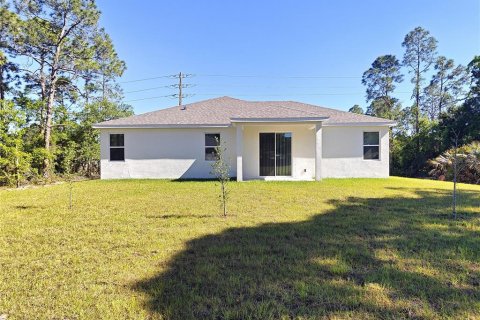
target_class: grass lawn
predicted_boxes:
[0,177,479,319]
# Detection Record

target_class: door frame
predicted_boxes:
[258,131,293,177]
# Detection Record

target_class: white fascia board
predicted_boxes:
[92,123,231,129]
[322,121,397,127]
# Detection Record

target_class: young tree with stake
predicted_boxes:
[211,136,230,217]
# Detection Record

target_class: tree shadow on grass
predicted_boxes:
[133,190,480,319]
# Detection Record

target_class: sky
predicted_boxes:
[96,0,480,114]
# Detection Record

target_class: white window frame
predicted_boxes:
[204,133,221,161]
[109,133,125,162]
[363,131,380,161]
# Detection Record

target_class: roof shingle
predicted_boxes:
[94,96,395,128]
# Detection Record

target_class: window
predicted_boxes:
[363,132,379,160]
[110,134,125,161]
[205,133,220,161]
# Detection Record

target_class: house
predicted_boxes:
[93,96,396,181]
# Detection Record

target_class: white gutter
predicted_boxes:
[322,121,397,127]
[93,119,396,129]
[92,123,231,129]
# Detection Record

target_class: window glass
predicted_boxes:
[110,148,125,161]
[205,147,218,161]
[363,132,379,160]
[363,132,379,145]
[205,133,220,147]
[205,133,220,161]
[109,134,125,161]
[110,134,124,147]
[363,146,379,160]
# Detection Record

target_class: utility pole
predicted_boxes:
[171,72,194,110]
[178,72,182,107]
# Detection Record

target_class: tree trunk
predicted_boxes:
[415,58,421,153]
[0,64,4,100]
[43,84,56,177]
[438,78,445,118]
[39,59,47,137]
[42,16,67,177]
[221,182,227,217]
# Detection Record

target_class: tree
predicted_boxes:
[468,56,480,97]
[0,1,19,100]
[0,53,19,100]
[0,99,31,187]
[348,104,364,114]
[73,99,133,176]
[402,27,438,137]
[429,140,480,217]
[362,54,403,119]
[422,56,469,120]
[439,56,480,146]
[3,0,125,177]
[211,137,231,217]
[366,97,403,121]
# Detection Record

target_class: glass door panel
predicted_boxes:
[275,133,292,176]
[259,133,275,176]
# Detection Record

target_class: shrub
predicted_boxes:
[429,141,480,184]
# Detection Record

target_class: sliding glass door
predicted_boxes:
[259,132,292,176]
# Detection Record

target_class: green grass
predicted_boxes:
[0,177,479,319]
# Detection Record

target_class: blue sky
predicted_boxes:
[96,0,479,114]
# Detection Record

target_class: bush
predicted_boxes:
[429,141,480,184]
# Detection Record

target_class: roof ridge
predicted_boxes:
[270,104,325,117]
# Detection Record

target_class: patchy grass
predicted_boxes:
[0,177,479,319]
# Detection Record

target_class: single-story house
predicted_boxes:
[93,96,395,181]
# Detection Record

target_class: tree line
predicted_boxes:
[351,27,480,182]
[0,0,132,186]
[1,8,479,187]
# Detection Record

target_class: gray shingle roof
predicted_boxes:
[94,96,395,128]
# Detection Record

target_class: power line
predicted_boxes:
[124,85,173,94]
[119,75,175,84]
[123,84,363,94]
[125,95,173,102]
[124,92,410,102]
[124,72,196,104]
[194,93,375,96]
[119,73,362,84]
[195,84,362,89]
[196,74,361,79]
[124,83,196,94]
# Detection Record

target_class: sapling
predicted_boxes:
[210,137,231,217]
